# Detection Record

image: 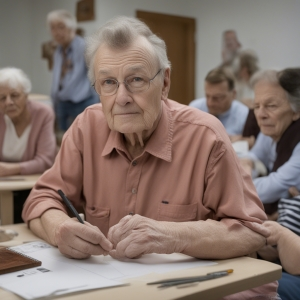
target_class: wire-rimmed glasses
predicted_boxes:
[93,69,162,97]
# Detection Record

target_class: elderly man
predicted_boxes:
[189,68,249,139]
[47,10,98,132]
[23,16,277,299]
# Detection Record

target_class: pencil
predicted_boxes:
[57,189,84,224]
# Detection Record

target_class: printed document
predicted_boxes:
[0,241,216,299]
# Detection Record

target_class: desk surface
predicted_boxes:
[0,224,282,300]
[0,175,40,191]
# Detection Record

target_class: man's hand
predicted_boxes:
[0,162,21,176]
[54,218,113,259]
[107,214,184,259]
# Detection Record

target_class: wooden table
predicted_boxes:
[0,175,40,225]
[0,224,282,300]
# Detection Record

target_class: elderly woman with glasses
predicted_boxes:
[240,68,300,216]
[0,67,56,222]
[23,17,278,299]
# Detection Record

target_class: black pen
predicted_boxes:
[57,189,84,224]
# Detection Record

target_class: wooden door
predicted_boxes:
[136,11,195,106]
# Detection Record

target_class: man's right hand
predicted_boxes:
[29,209,113,259]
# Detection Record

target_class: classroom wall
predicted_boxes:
[0,0,299,99]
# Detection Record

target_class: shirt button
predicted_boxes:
[132,188,137,194]
[132,161,137,166]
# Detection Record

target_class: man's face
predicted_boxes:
[254,81,299,142]
[205,81,235,116]
[93,37,170,135]
[50,21,73,47]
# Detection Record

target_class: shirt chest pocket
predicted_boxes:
[85,206,110,237]
[158,202,198,222]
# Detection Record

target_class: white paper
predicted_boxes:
[232,140,249,157]
[0,241,216,299]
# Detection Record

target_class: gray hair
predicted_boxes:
[85,16,171,83]
[251,69,300,113]
[0,67,32,94]
[47,10,77,31]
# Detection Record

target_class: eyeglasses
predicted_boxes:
[93,69,162,97]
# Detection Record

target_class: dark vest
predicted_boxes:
[242,109,260,139]
[264,118,300,215]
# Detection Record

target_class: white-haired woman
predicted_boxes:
[242,68,300,215]
[47,9,98,132]
[0,67,56,222]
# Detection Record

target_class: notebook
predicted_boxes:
[0,247,41,275]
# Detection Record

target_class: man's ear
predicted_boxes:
[161,68,171,101]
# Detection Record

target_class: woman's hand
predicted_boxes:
[0,162,21,176]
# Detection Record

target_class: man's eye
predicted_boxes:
[128,76,145,84]
[11,93,20,98]
[102,79,116,86]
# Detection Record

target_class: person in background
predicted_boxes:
[0,67,56,222]
[22,16,278,299]
[47,9,99,132]
[189,68,249,138]
[259,188,300,300]
[232,49,260,108]
[240,68,300,216]
[221,30,242,65]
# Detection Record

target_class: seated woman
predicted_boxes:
[0,67,56,222]
[240,68,300,215]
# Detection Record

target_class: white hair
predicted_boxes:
[85,16,171,83]
[0,67,32,94]
[251,69,300,113]
[47,10,77,31]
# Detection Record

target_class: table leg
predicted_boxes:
[0,191,14,225]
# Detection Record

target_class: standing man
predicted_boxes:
[47,10,99,132]
[189,68,249,137]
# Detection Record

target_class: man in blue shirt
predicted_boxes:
[189,68,249,137]
[47,10,99,132]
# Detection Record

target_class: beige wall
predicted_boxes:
[0,0,299,99]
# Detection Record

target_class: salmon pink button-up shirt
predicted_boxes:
[22,99,267,236]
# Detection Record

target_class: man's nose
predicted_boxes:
[115,82,133,106]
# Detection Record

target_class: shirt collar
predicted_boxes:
[102,100,173,162]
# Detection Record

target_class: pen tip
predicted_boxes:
[227,269,234,273]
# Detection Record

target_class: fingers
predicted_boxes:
[55,219,113,258]
[108,215,134,246]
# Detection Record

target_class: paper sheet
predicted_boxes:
[0,241,216,299]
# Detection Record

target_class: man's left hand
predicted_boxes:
[107,214,184,259]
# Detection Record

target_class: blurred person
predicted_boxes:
[0,67,56,222]
[221,30,242,64]
[240,68,300,215]
[233,49,260,108]
[47,9,99,132]
[189,68,249,137]
[23,16,278,299]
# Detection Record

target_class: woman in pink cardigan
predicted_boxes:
[0,67,56,222]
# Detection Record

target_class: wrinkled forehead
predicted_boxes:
[95,36,158,69]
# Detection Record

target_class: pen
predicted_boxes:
[57,189,84,224]
[147,269,233,288]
